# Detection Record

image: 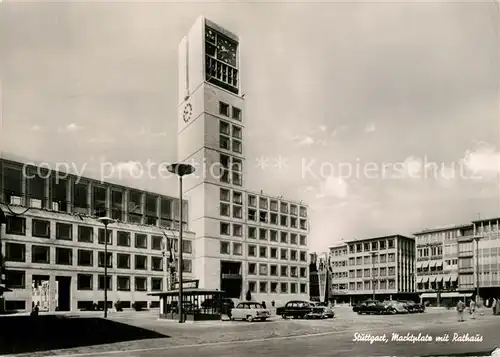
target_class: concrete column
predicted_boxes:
[106,186,112,217]
[123,189,129,223]
[156,196,161,227]
[87,181,93,215]
[140,192,146,224]
[66,177,73,213]
[44,177,50,210]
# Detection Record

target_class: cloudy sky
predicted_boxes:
[1,1,500,253]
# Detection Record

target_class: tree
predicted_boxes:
[245,290,252,301]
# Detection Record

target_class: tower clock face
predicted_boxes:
[205,26,238,68]
[216,37,237,67]
[182,102,192,123]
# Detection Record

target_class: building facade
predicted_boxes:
[329,235,416,303]
[458,218,500,300]
[414,225,471,305]
[175,17,309,305]
[328,242,349,303]
[0,158,195,312]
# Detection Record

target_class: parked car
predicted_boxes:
[356,300,389,315]
[382,300,408,314]
[230,302,270,322]
[281,300,313,319]
[352,303,362,312]
[306,302,335,319]
[401,300,425,313]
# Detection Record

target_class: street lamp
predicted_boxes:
[167,163,195,323]
[98,216,114,318]
[371,252,377,301]
[472,235,482,305]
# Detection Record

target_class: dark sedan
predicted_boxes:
[356,300,390,315]
[401,300,425,313]
[280,300,313,319]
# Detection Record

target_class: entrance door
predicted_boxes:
[56,276,71,311]
[220,261,242,298]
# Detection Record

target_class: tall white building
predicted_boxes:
[176,17,309,304]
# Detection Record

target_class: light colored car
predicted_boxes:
[230,302,271,322]
[383,300,408,314]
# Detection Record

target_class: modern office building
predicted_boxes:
[414,224,471,305]
[0,16,310,312]
[328,242,349,303]
[328,235,416,303]
[0,157,195,312]
[175,16,309,305]
[458,217,500,299]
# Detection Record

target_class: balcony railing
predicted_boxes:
[205,55,239,94]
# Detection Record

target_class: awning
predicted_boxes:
[421,277,429,283]
[417,277,424,284]
[441,292,462,298]
[430,262,437,269]
[449,274,458,281]
[435,261,443,267]
[429,276,437,283]
[422,262,429,269]
[421,292,438,298]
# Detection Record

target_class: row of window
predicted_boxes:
[4,270,167,291]
[417,245,443,257]
[248,281,307,294]
[347,280,397,291]
[219,122,242,154]
[247,262,307,278]
[218,101,241,121]
[3,243,192,272]
[4,216,190,251]
[348,239,396,253]
[415,227,473,243]
[247,227,307,245]
[219,221,308,241]
[348,267,397,278]
[218,241,308,263]
[1,163,186,224]
[348,253,396,265]
[5,243,192,272]
[417,281,458,291]
[219,154,243,186]
[220,189,307,216]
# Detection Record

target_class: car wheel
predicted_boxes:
[357,311,362,315]
[246,315,254,322]
[281,314,287,319]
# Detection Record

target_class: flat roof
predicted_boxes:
[148,288,225,296]
[328,242,348,249]
[345,234,414,243]
[413,223,473,235]
[471,217,500,224]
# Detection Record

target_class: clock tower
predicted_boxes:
[177,17,246,292]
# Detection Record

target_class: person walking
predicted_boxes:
[469,299,476,319]
[492,298,497,315]
[457,300,465,322]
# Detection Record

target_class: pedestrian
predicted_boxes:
[469,299,476,319]
[492,298,497,315]
[457,300,465,322]
[261,301,266,309]
[271,300,275,308]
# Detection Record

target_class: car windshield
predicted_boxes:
[237,303,262,309]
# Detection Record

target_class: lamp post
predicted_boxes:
[0,207,7,313]
[98,216,114,318]
[167,163,195,323]
[472,235,482,305]
[371,252,377,300]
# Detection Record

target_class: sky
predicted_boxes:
[1,1,500,254]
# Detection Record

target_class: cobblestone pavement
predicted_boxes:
[13,307,500,357]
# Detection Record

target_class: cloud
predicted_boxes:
[66,123,83,132]
[113,161,143,177]
[30,124,41,131]
[365,123,375,132]
[318,176,349,198]
[88,136,115,144]
[295,136,315,146]
[319,125,327,132]
[463,143,500,178]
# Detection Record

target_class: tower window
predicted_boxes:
[219,121,230,135]
[219,102,229,116]
[232,107,241,121]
